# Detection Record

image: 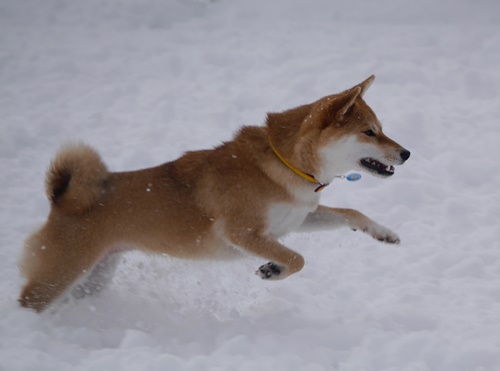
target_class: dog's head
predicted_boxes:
[267,75,410,185]
[309,76,410,182]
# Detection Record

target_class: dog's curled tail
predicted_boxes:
[45,142,108,214]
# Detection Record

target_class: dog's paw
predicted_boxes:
[360,224,400,244]
[256,262,282,279]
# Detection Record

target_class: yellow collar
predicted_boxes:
[269,139,328,192]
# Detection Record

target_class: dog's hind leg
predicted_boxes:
[298,205,400,244]
[18,231,105,312]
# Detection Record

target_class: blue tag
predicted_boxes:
[346,173,362,181]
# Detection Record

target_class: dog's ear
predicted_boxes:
[335,86,362,120]
[332,75,374,120]
[356,74,375,97]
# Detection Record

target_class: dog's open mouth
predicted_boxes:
[360,158,395,176]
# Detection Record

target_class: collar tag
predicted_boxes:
[335,173,362,181]
[346,173,362,181]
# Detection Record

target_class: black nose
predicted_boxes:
[400,149,411,162]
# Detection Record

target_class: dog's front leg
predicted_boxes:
[298,205,400,244]
[226,231,305,280]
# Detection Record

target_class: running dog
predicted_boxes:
[19,75,410,312]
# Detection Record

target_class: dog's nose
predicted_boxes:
[400,149,411,162]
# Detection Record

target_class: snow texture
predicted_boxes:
[1,0,500,370]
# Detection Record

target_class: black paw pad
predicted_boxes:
[256,262,281,279]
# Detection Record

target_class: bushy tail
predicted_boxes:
[45,142,108,214]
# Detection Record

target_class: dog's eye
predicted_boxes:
[364,130,376,137]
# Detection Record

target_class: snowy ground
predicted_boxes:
[1,0,500,370]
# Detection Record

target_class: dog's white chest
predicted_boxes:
[266,202,316,238]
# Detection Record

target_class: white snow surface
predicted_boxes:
[1,0,500,370]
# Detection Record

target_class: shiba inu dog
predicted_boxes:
[19,75,410,312]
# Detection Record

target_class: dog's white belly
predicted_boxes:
[266,203,316,238]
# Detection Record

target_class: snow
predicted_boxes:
[1,0,500,370]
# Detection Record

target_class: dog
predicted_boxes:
[19,75,410,312]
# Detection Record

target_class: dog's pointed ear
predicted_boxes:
[356,74,375,97]
[335,86,362,120]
